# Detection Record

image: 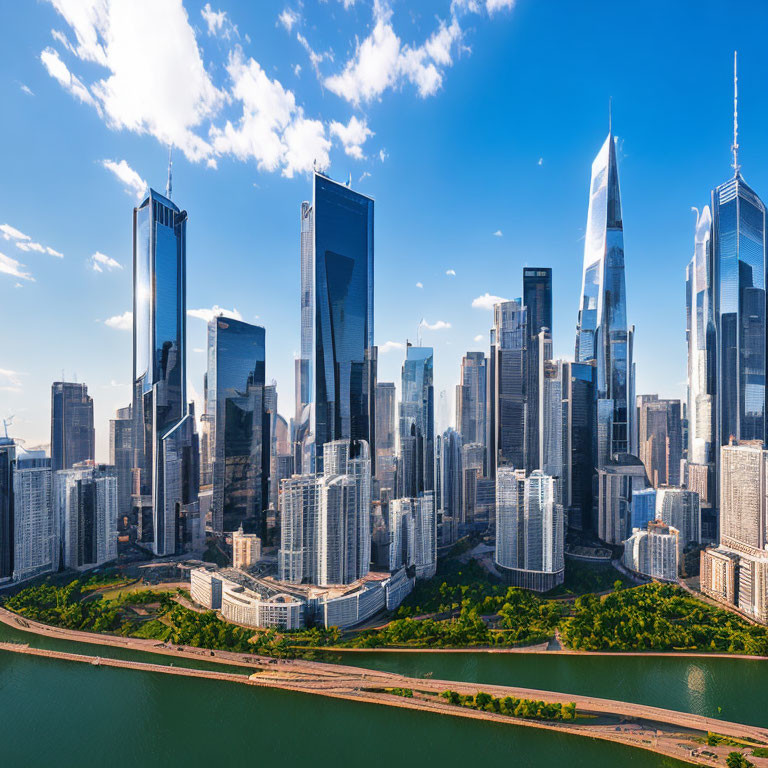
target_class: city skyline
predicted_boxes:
[3,2,768,462]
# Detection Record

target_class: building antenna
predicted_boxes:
[608,96,612,135]
[166,145,173,200]
[732,50,740,177]
[417,318,424,347]
[2,415,13,439]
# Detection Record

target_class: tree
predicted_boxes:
[726,753,754,768]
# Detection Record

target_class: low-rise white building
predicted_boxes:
[623,521,679,582]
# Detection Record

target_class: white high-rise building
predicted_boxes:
[278,439,371,587]
[701,441,768,623]
[389,498,415,572]
[623,521,679,582]
[655,487,701,553]
[412,491,436,580]
[13,455,57,582]
[495,468,564,592]
[55,462,118,570]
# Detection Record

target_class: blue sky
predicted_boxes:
[1,0,767,459]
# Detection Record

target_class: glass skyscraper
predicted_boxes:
[399,345,435,496]
[132,188,200,556]
[0,437,15,580]
[299,173,375,469]
[206,317,271,537]
[685,205,715,506]
[50,382,94,472]
[575,131,634,466]
[711,173,767,449]
[455,351,487,448]
[488,299,527,477]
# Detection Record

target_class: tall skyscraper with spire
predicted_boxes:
[575,122,634,467]
[131,178,201,557]
[711,52,767,453]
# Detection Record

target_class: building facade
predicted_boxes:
[574,130,634,467]
[13,455,56,582]
[455,351,487,448]
[495,468,565,592]
[637,396,683,487]
[206,316,271,536]
[109,405,132,530]
[300,173,376,470]
[51,382,94,472]
[131,188,200,556]
[623,521,679,581]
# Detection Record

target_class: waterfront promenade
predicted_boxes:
[2,606,768,767]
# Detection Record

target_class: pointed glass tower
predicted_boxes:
[575,130,634,466]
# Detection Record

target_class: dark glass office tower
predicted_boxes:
[51,382,95,472]
[0,438,15,580]
[575,131,634,466]
[488,300,527,477]
[523,268,553,471]
[132,188,200,556]
[456,352,487,448]
[109,405,132,530]
[399,345,434,496]
[206,316,271,537]
[300,173,375,469]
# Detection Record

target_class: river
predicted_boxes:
[0,619,751,767]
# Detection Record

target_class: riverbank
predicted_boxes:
[2,638,767,768]
[2,605,768,767]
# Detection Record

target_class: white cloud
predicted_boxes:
[210,47,330,177]
[359,171,371,182]
[293,63,302,77]
[296,33,333,77]
[102,158,147,199]
[340,0,357,7]
[20,84,34,96]
[324,5,463,105]
[44,0,224,162]
[473,334,484,342]
[0,224,30,241]
[493,229,502,237]
[379,148,388,162]
[104,310,132,330]
[0,369,24,391]
[0,252,34,282]
[90,251,122,272]
[379,340,404,354]
[537,157,543,166]
[278,8,299,32]
[201,4,237,39]
[2,223,63,258]
[445,268,456,276]
[486,0,516,13]
[420,319,451,331]
[472,292,508,310]
[415,281,423,289]
[329,115,373,159]
[40,46,100,110]
[15,242,46,254]
[187,305,243,323]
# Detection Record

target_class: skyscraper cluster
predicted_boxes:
[2,55,768,629]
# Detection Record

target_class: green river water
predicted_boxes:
[0,619,764,768]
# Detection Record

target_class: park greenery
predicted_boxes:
[2,578,336,659]
[726,753,755,768]
[6,568,768,658]
[439,690,577,721]
[560,582,768,655]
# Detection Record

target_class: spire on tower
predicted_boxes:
[166,145,173,200]
[608,96,612,136]
[731,50,740,177]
